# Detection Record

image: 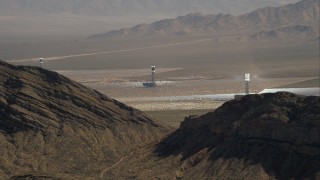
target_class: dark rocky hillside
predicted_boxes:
[1,60,319,179]
[106,92,320,179]
[0,60,171,179]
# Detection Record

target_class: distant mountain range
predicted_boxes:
[247,25,317,41]
[0,0,299,17]
[89,0,319,41]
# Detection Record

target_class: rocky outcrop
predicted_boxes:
[0,60,171,179]
[155,92,320,179]
[108,92,320,179]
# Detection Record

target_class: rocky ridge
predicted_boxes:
[105,92,320,179]
[247,25,316,41]
[0,60,171,179]
[89,0,319,40]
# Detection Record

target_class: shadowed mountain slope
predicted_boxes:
[0,60,171,179]
[247,25,316,41]
[89,0,319,39]
[105,92,320,179]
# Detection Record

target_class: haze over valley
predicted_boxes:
[1,0,318,109]
[1,1,318,92]
[0,0,300,40]
[0,0,319,178]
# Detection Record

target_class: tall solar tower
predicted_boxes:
[151,66,156,85]
[245,73,250,95]
[143,66,157,87]
[39,58,44,68]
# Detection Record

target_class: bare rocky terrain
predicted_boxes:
[247,25,317,41]
[0,60,171,179]
[0,0,319,178]
[89,0,319,40]
[104,92,320,179]
[0,0,299,39]
[0,61,319,179]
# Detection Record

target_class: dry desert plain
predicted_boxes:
[4,36,319,127]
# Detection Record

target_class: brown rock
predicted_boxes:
[0,60,171,179]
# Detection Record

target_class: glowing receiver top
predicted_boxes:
[245,73,250,82]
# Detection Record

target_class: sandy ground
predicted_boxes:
[57,69,315,111]
[4,37,319,112]
[56,68,181,83]
[127,100,223,111]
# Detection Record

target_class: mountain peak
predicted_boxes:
[0,60,166,133]
[88,0,319,39]
[0,60,171,178]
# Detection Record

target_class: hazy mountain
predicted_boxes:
[0,60,171,179]
[247,25,316,41]
[0,0,300,17]
[104,92,320,179]
[239,0,319,28]
[0,0,303,38]
[89,0,319,39]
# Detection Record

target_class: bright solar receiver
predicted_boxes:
[151,66,156,84]
[39,58,44,68]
